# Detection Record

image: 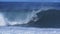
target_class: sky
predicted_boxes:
[0,0,60,2]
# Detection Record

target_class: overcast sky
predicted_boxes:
[0,0,60,2]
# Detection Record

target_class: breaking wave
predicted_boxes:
[0,7,57,26]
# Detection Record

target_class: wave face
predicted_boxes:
[27,9,60,28]
[0,2,60,27]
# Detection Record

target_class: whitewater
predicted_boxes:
[0,26,60,34]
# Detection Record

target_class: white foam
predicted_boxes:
[0,13,7,26]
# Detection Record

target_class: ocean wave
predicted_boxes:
[0,7,59,27]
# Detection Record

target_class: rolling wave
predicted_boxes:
[0,8,54,26]
[0,2,60,27]
[0,7,57,27]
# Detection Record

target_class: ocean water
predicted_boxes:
[0,26,60,34]
[0,2,60,34]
